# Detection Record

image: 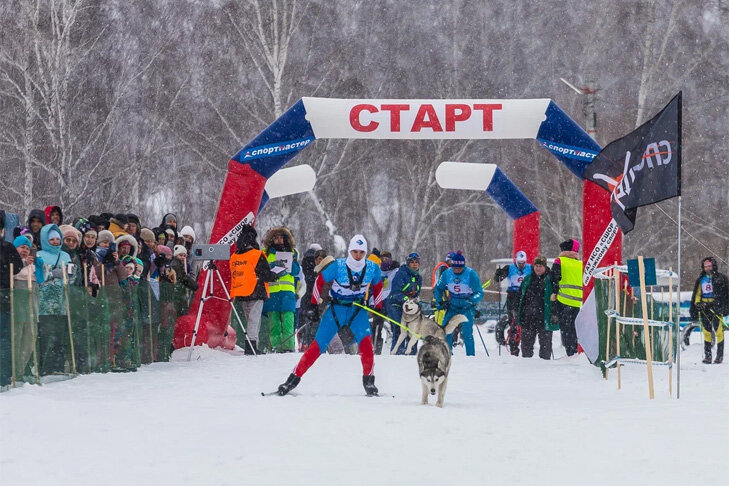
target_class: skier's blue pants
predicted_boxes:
[443,307,475,356]
[314,304,371,352]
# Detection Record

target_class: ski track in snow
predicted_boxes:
[1,335,727,486]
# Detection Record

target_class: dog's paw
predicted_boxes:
[436,402,444,408]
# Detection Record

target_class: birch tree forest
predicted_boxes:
[1,0,727,281]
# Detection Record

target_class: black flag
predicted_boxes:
[584,92,681,233]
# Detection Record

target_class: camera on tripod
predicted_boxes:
[190,244,231,261]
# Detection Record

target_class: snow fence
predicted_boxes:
[0,280,185,390]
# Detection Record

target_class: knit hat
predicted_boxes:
[97,230,114,245]
[174,244,187,257]
[60,224,82,245]
[451,251,465,268]
[179,225,195,241]
[348,234,367,254]
[157,245,172,259]
[534,256,548,267]
[48,229,62,241]
[559,239,580,252]
[308,243,322,251]
[140,228,155,243]
[515,250,527,264]
[13,235,31,248]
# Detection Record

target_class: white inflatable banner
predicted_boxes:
[302,98,551,140]
[264,164,317,198]
[435,162,497,191]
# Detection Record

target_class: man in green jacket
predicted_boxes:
[518,256,556,359]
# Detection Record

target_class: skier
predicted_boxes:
[689,257,728,364]
[276,235,384,396]
[433,251,483,356]
[494,250,532,355]
[431,252,454,326]
[550,239,583,357]
[388,252,423,355]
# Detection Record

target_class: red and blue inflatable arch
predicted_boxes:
[173,98,619,350]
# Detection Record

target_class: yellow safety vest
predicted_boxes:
[557,257,583,308]
[266,251,296,294]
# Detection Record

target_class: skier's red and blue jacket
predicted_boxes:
[312,258,384,308]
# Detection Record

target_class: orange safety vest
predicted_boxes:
[230,249,267,298]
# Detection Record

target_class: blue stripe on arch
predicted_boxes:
[231,99,316,179]
[536,101,602,178]
[485,168,537,220]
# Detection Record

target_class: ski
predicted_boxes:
[261,391,297,397]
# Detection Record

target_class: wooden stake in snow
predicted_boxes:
[638,256,655,399]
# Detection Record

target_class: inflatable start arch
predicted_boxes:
[173,98,620,350]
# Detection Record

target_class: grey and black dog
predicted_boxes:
[418,335,452,407]
[392,299,466,355]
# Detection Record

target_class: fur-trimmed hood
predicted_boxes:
[314,255,335,274]
[262,226,295,252]
[115,234,139,259]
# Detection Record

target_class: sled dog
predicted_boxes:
[418,335,452,407]
[391,299,467,355]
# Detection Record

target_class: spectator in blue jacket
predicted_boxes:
[388,252,422,355]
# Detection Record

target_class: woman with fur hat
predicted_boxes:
[261,227,301,353]
[229,225,279,354]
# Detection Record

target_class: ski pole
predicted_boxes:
[475,322,490,357]
[353,302,423,339]
[270,320,313,353]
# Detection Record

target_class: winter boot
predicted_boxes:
[277,373,301,396]
[244,340,258,355]
[714,342,723,364]
[702,342,713,364]
[363,375,378,396]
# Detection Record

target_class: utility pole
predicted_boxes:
[560,77,599,142]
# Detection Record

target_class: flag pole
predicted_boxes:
[676,195,681,399]
[676,91,682,399]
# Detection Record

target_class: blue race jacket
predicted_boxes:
[434,266,483,311]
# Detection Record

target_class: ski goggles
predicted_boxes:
[406,252,420,263]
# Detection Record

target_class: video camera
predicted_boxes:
[190,244,231,261]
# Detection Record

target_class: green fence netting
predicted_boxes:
[1,279,183,391]
[594,277,677,369]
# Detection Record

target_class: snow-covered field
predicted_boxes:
[2,333,727,486]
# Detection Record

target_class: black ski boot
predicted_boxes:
[363,375,378,396]
[244,340,258,355]
[714,342,723,364]
[277,373,301,396]
[702,342,713,364]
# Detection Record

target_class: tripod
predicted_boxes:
[187,260,256,361]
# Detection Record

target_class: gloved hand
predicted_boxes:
[695,301,706,312]
[474,309,482,319]
[436,301,449,311]
[51,267,65,280]
[551,313,559,325]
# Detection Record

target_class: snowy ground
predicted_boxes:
[1,331,727,486]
